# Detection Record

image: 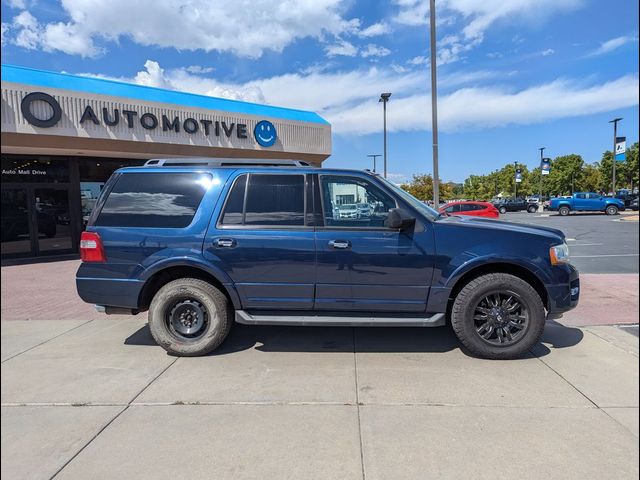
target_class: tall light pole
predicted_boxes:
[609,117,622,194]
[379,93,391,178]
[367,154,381,173]
[429,0,440,206]
[538,147,545,199]
[514,161,519,198]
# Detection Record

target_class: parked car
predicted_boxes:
[548,192,625,216]
[615,191,638,209]
[440,201,499,218]
[337,204,359,219]
[356,203,372,217]
[492,198,539,214]
[76,158,579,360]
[630,197,639,211]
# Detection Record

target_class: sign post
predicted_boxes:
[514,162,522,198]
[609,118,623,194]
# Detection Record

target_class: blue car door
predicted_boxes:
[204,171,316,310]
[313,173,435,312]
[573,193,588,211]
[586,193,604,210]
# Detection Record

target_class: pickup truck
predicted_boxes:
[548,192,624,216]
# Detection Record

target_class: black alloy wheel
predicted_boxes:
[473,292,529,346]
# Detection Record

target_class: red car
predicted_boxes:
[439,201,500,218]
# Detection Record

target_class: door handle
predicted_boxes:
[329,240,351,250]
[214,238,236,248]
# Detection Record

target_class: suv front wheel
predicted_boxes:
[451,273,545,359]
[148,278,232,356]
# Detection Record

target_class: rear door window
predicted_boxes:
[95,172,209,228]
[220,173,305,227]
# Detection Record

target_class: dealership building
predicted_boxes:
[1,64,331,259]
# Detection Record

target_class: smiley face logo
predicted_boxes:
[254,120,277,147]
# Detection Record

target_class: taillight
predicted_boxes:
[80,231,106,262]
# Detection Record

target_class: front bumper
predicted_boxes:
[545,266,580,315]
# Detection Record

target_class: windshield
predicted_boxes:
[378,177,440,221]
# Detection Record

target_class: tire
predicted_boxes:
[558,206,570,216]
[148,278,232,356]
[605,205,618,216]
[499,206,507,214]
[527,205,537,213]
[451,273,545,360]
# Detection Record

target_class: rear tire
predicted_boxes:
[451,273,545,360]
[148,278,232,356]
[605,205,618,216]
[527,205,537,213]
[558,206,570,216]
[499,206,507,214]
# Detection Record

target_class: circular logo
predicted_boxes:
[254,120,277,147]
[20,92,62,128]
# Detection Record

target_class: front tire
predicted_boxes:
[605,205,618,216]
[527,205,538,213]
[451,273,545,359]
[148,278,232,356]
[499,206,507,214]
[558,206,570,216]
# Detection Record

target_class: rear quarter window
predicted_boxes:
[95,172,210,228]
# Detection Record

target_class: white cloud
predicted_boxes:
[392,0,581,65]
[325,39,358,57]
[408,55,428,65]
[361,44,391,58]
[80,61,639,139]
[185,65,215,74]
[12,10,39,49]
[541,48,555,56]
[326,74,639,135]
[587,35,639,56]
[6,0,360,58]
[5,0,30,8]
[1,22,9,47]
[357,22,391,37]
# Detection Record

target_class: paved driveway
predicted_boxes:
[1,318,638,479]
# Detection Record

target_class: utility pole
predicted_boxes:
[429,0,440,207]
[379,93,391,178]
[367,154,381,173]
[514,161,518,198]
[538,147,545,198]
[609,117,622,195]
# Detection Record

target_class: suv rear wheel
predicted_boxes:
[148,278,232,356]
[605,205,618,216]
[451,273,545,359]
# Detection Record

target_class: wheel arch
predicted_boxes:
[446,262,549,315]
[138,263,241,311]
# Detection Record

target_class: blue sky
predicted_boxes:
[1,0,638,182]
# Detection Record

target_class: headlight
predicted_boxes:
[550,242,570,265]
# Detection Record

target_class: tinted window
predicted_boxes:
[320,175,396,227]
[576,194,586,199]
[220,175,247,225]
[95,173,209,228]
[446,204,461,213]
[220,174,305,226]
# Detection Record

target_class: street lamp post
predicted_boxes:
[429,0,440,206]
[367,154,381,173]
[514,161,518,198]
[609,117,622,194]
[538,147,545,199]
[379,93,391,178]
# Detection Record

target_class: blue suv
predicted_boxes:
[76,158,580,359]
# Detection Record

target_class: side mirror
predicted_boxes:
[384,208,416,230]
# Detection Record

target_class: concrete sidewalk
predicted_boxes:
[1,260,639,479]
[1,259,638,326]
[1,319,638,479]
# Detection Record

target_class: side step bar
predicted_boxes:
[235,310,446,327]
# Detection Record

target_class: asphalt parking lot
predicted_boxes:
[501,211,639,274]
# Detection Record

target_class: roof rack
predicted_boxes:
[144,158,315,168]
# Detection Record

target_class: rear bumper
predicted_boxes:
[545,267,580,315]
[76,277,144,309]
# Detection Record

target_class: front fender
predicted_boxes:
[444,255,552,289]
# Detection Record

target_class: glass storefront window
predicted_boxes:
[79,158,144,225]
[1,156,70,183]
